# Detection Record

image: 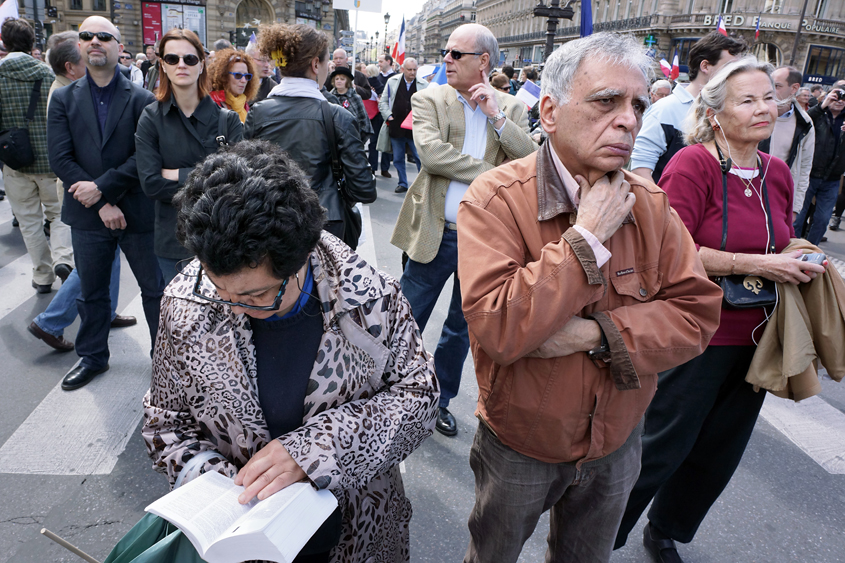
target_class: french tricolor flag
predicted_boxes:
[670,52,679,81]
[717,15,728,36]
[659,58,671,78]
[755,15,761,40]
[391,16,406,65]
[515,80,541,109]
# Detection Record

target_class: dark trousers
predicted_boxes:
[794,177,840,245]
[73,227,164,370]
[400,228,468,408]
[368,113,392,173]
[465,423,641,563]
[615,345,763,547]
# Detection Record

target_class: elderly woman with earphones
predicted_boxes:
[614,56,827,562]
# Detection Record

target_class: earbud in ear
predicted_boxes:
[714,116,722,128]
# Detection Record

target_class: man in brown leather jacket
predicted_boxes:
[456,32,723,563]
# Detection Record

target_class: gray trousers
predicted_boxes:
[464,422,641,563]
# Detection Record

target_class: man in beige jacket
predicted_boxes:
[390,23,536,436]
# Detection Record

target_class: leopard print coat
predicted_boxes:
[142,233,439,563]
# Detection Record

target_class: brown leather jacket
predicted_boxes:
[457,142,723,464]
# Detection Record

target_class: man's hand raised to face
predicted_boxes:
[574,171,635,243]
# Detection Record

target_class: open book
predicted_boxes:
[145,471,338,563]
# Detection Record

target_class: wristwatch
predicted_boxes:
[587,326,612,364]
[487,110,506,126]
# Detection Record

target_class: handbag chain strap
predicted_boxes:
[715,143,776,255]
[25,79,42,124]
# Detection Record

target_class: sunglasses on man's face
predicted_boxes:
[79,31,117,42]
[119,55,132,60]
[441,48,483,60]
[229,71,253,81]
[162,53,201,66]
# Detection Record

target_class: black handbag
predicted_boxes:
[715,146,777,309]
[0,79,42,170]
[319,100,363,250]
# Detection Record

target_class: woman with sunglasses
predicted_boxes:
[245,24,376,247]
[135,28,243,284]
[207,48,258,123]
[143,140,438,563]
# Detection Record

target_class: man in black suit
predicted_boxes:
[48,16,164,391]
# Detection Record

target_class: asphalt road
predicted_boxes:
[1,166,844,563]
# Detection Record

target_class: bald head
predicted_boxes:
[448,24,498,74]
[332,48,348,68]
[79,16,123,72]
[402,57,418,82]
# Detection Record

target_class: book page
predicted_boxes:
[220,483,306,537]
[146,472,254,553]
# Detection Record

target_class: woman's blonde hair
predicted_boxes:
[684,55,774,146]
[207,48,259,100]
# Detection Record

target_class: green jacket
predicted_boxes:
[0,53,56,175]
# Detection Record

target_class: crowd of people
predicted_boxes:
[2,13,844,563]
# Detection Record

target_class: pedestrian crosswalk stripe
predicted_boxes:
[759,394,845,474]
[0,254,52,318]
[0,295,150,475]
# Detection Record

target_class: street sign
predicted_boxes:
[340,30,355,36]
[340,38,354,45]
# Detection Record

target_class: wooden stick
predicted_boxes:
[40,528,102,563]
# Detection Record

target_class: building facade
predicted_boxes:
[42,0,348,54]
[471,0,845,85]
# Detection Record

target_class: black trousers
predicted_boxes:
[615,345,764,547]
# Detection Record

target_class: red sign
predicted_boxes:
[142,3,162,46]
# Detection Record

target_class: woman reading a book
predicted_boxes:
[142,140,439,563]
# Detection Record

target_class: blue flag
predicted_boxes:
[580,0,593,38]
[431,63,448,86]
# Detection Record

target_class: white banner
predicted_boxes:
[332,0,382,13]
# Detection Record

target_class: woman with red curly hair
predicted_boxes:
[207,48,258,122]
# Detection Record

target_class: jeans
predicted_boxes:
[157,256,191,287]
[794,177,840,245]
[615,345,762,547]
[72,228,164,370]
[368,114,392,172]
[33,247,121,338]
[464,423,641,563]
[390,136,420,188]
[400,228,468,408]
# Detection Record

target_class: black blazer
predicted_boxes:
[48,69,156,232]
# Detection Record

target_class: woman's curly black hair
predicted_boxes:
[174,140,326,280]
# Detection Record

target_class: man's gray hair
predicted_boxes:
[651,79,672,93]
[46,31,81,77]
[541,32,653,104]
[402,57,417,68]
[213,38,231,51]
[454,24,498,74]
[685,55,774,145]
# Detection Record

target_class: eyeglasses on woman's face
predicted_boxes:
[229,71,253,81]
[193,264,288,311]
[79,31,117,42]
[163,53,201,66]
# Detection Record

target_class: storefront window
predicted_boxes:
[805,45,844,80]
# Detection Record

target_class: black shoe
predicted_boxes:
[31,280,52,294]
[380,170,392,178]
[395,185,408,194]
[28,321,74,352]
[12,216,19,228]
[643,523,683,563]
[54,263,73,284]
[435,407,458,436]
[821,236,828,243]
[0,188,4,201]
[61,364,109,391]
[110,315,137,328]
[830,216,842,231]
[43,219,51,238]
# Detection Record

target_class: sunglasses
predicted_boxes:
[496,86,510,92]
[79,31,117,42]
[119,55,132,60]
[440,49,483,60]
[193,264,288,311]
[229,71,253,81]
[162,53,201,66]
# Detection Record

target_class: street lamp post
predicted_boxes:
[533,0,575,62]
[384,12,390,55]
[375,31,379,61]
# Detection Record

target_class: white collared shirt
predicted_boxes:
[444,91,506,224]
[548,145,613,267]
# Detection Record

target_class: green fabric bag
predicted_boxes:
[103,513,206,563]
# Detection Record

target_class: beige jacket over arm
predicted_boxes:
[390,84,538,263]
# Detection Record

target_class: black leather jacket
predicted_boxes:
[244,95,376,222]
[808,103,845,180]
